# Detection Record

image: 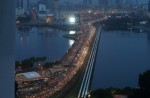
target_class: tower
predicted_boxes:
[54,0,59,19]
[39,0,54,12]
[136,0,139,5]
[83,0,92,5]
[98,0,109,9]
[23,0,28,10]
[115,0,122,7]
[16,0,21,8]
[89,0,92,4]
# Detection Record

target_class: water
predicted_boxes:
[16,27,75,61]
[92,30,150,89]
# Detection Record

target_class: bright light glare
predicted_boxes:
[69,17,75,23]
[69,40,74,47]
[88,10,91,13]
[69,31,75,34]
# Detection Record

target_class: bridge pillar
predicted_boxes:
[0,0,15,98]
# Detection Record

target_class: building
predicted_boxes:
[16,71,41,82]
[39,0,54,11]
[16,0,30,10]
[83,0,92,5]
[115,0,122,7]
[38,4,47,20]
[16,8,25,16]
[136,0,139,6]
[22,0,28,10]
[16,0,22,8]
[54,0,59,19]
[114,95,128,98]
[98,0,109,9]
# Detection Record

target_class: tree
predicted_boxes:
[15,81,18,97]
[15,61,21,69]
[138,70,150,90]
[138,70,150,97]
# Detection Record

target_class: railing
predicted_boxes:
[77,25,102,98]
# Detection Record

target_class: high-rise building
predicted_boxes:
[54,0,59,19]
[16,0,29,10]
[125,0,135,5]
[39,0,54,11]
[16,0,21,8]
[136,0,139,5]
[98,0,109,9]
[22,0,28,10]
[89,0,92,4]
[83,0,92,5]
[115,0,122,7]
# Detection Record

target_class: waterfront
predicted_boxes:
[15,23,96,98]
[92,30,150,89]
[16,27,75,61]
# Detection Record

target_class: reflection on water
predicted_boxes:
[92,30,150,89]
[69,40,74,47]
[68,31,75,47]
[16,27,73,61]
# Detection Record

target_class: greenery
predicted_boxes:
[138,70,150,98]
[90,70,150,98]
[15,56,46,70]
[43,61,61,69]
[102,16,130,30]
[15,56,62,71]
[101,12,150,30]
[16,13,31,23]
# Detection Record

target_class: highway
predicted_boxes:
[77,25,101,98]
[16,20,98,98]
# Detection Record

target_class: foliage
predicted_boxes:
[15,56,47,70]
[102,16,130,30]
[43,61,60,69]
[138,70,150,90]
[16,15,31,23]
[90,70,150,98]
[138,70,150,98]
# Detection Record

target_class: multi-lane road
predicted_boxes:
[77,25,101,98]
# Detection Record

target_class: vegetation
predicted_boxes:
[15,56,62,72]
[16,13,31,24]
[43,61,61,69]
[101,12,150,31]
[103,16,130,30]
[91,70,150,98]
[138,70,150,98]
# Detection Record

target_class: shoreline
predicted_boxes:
[54,22,101,98]
[16,21,101,98]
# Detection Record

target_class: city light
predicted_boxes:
[69,40,74,47]
[88,10,91,13]
[69,31,75,34]
[69,17,76,24]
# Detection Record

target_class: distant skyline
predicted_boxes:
[60,0,149,5]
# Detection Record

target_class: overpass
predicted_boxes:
[77,25,102,98]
